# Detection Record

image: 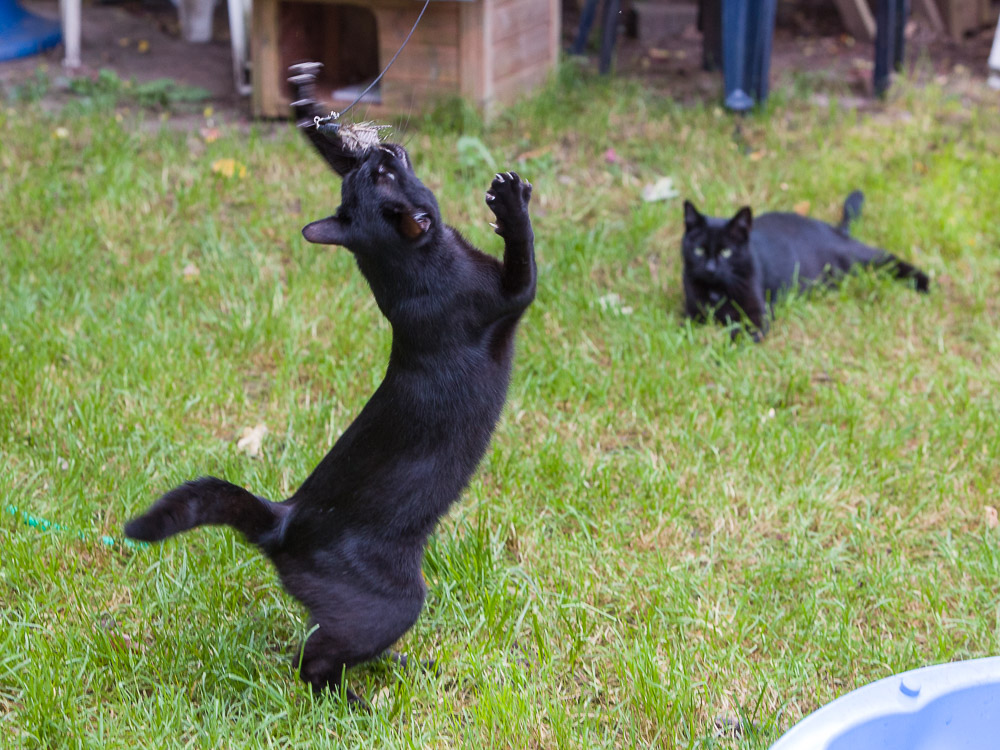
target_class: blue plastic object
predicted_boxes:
[0,0,62,62]
[721,0,777,111]
[770,657,1000,750]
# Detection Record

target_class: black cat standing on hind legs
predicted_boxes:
[125,64,536,702]
[680,190,930,341]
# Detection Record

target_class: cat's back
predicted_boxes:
[753,211,844,250]
[751,211,862,293]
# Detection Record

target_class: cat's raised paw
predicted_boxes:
[485,171,532,238]
[288,63,324,125]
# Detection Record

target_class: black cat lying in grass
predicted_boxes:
[681,191,929,341]
[125,63,536,702]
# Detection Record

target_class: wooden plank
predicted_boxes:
[492,22,552,81]
[459,0,486,103]
[380,42,460,84]
[935,0,982,39]
[492,0,553,44]
[549,0,560,68]
[914,0,946,33]
[251,0,283,117]
[378,4,461,48]
[982,0,997,25]
[832,0,876,41]
[492,58,551,103]
[381,78,464,110]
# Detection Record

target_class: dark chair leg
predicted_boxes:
[893,0,908,71]
[599,0,621,74]
[875,0,907,96]
[747,0,777,105]
[570,0,602,55]
[700,0,723,72]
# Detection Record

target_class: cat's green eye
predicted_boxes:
[720,248,733,259]
[694,247,705,257]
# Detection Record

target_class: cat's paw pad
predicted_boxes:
[485,171,532,237]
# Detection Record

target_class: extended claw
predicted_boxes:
[288,62,323,76]
[494,173,505,183]
[485,192,495,202]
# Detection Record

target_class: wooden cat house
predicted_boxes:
[252,0,560,118]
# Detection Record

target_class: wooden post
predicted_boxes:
[833,0,877,41]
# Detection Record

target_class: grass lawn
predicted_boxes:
[1,67,998,748]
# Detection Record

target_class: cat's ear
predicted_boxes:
[397,210,432,240]
[302,216,349,245]
[683,200,705,231]
[726,207,753,244]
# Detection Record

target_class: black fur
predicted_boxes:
[125,63,536,701]
[681,191,929,340]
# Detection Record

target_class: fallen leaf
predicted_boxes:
[596,292,633,315]
[137,39,150,54]
[641,176,678,202]
[793,200,811,216]
[748,150,765,161]
[513,144,552,161]
[237,424,268,458]
[648,48,670,60]
[986,506,998,529]
[371,687,391,708]
[211,158,247,179]
[118,37,130,47]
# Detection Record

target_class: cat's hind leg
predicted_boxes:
[124,477,287,546]
[873,254,930,292]
[295,583,426,701]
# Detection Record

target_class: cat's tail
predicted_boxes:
[837,190,865,234]
[874,255,931,293]
[124,477,288,547]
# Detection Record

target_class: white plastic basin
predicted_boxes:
[770,657,1000,750]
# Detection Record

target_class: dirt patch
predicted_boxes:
[2,0,998,122]
[2,0,248,118]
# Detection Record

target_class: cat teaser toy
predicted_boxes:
[288,0,431,155]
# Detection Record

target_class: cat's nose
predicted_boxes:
[705,259,718,274]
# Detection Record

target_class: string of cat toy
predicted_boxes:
[4,503,148,551]
[307,0,431,153]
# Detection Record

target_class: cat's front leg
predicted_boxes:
[486,172,536,307]
[287,63,358,177]
[716,297,767,342]
[738,294,769,342]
